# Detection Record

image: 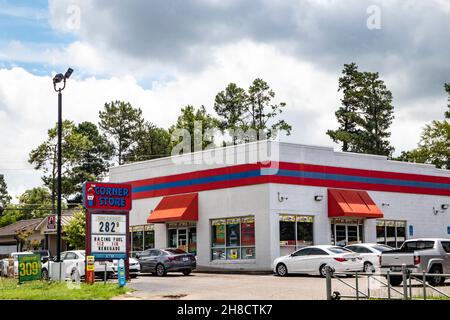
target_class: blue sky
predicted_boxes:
[0,0,449,199]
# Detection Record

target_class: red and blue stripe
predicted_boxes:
[125,162,450,199]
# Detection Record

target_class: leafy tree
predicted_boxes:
[16,228,41,251]
[63,208,86,249]
[247,78,292,140]
[69,121,114,202]
[17,187,53,219]
[29,120,92,203]
[396,121,450,169]
[327,63,395,156]
[127,122,172,162]
[170,105,220,152]
[214,83,248,144]
[326,63,362,152]
[445,83,450,119]
[0,205,23,227]
[0,174,11,210]
[99,101,145,165]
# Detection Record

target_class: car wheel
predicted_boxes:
[388,275,402,286]
[364,262,375,273]
[182,269,192,276]
[319,264,329,278]
[276,263,288,277]
[42,268,49,280]
[156,264,166,277]
[427,265,444,286]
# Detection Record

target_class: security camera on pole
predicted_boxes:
[52,68,74,281]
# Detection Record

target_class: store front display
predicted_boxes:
[211,216,255,261]
[279,215,314,256]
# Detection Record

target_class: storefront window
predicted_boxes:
[376,220,407,248]
[132,227,144,252]
[188,227,197,255]
[211,216,255,261]
[144,226,155,250]
[168,229,177,248]
[280,215,314,256]
[130,225,154,256]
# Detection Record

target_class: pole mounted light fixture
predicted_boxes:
[53,68,73,92]
[52,68,74,268]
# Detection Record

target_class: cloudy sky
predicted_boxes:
[0,0,449,200]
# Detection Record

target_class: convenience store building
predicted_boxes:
[109,141,450,271]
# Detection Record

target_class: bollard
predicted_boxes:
[409,272,412,300]
[422,271,427,300]
[355,271,359,300]
[326,266,332,300]
[402,264,408,300]
[367,274,371,299]
[104,263,107,284]
[387,271,391,300]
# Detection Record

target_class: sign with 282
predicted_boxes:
[18,254,41,283]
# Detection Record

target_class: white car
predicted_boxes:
[42,250,114,280]
[10,251,34,277]
[345,243,394,273]
[273,245,364,277]
[111,257,141,278]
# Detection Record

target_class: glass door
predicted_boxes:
[335,225,347,246]
[177,228,188,252]
[332,223,363,246]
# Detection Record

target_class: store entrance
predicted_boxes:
[167,222,197,255]
[331,219,363,246]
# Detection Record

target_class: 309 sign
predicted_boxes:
[18,254,41,283]
[92,214,126,234]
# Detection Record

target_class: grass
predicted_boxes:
[0,278,132,300]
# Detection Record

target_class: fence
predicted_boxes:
[325,265,450,300]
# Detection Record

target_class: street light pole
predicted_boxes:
[53,68,73,264]
[56,89,62,263]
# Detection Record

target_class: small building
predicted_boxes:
[0,218,42,257]
[0,212,75,257]
[109,141,450,271]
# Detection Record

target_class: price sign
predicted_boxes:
[18,254,41,283]
[91,213,127,260]
[92,214,126,234]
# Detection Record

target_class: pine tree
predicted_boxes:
[326,63,362,152]
[327,63,395,156]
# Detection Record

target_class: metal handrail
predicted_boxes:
[326,267,450,300]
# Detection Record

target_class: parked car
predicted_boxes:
[136,248,196,276]
[41,250,114,280]
[31,250,52,264]
[345,243,394,272]
[380,238,450,286]
[10,251,34,277]
[111,257,141,278]
[273,245,364,277]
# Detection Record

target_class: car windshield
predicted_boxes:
[77,251,85,257]
[164,249,187,255]
[372,245,393,252]
[328,247,352,254]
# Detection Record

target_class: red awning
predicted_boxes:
[147,193,198,223]
[328,188,383,219]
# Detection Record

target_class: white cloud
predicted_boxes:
[0,40,441,198]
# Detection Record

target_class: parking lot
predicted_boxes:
[112,272,450,300]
